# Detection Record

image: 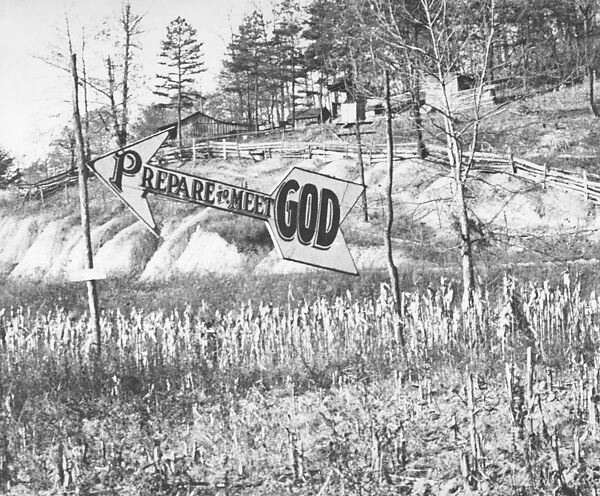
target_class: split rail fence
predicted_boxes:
[18,138,600,206]
[153,138,600,204]
[18,168,78,202]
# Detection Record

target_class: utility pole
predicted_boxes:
[71,53,101,360]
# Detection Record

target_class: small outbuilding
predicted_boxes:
[293,107,331,128]
[158,111,252,145]
[422,72,496,112]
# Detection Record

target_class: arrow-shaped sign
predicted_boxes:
[88,130,364,274]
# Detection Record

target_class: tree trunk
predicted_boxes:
[410,28,427,159]
[177,68,183,151]
[455,176,475,312]
[351,54,368,222]
[71,53,101,361]
[246,73,253,129]
[355,118,368,222]
[106,57,122,148]
[384,70,404,340]
[254,73,260,132]
[291,54,296,128]
[447,126,475,312]
[589,66,600,117]
[120,3,131,147]
[81,38,91,160]
[280,81,286,125]
[412,85,427,159]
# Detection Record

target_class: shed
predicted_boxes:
[293,107,331,128]
[158,111,252,146]
[422,72,496,112]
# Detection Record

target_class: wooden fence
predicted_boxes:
[153,138,600,204]
[18,168,78,201]
[19,138,600,207]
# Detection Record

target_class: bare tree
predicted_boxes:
[384,69,404,339]
[66,18,101,361]
[100,2,144,146]
[38,3,143,151]
[365,0,497,310]
[362,0,429,159]
[421,0,496,310]
[573,0,600,116]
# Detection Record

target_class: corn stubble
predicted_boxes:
[1,275,600,494]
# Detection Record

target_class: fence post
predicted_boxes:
[192,139,196,164]
[236,135,240,158]
[222,138,227,159]
[509,147,516,174]
[39,186,44,205]
[583,170,589,201]
[543,162,548,190]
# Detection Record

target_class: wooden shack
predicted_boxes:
[159,111,252,145]
[422,73,496,113]
[293,107,331,128]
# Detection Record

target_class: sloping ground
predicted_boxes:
[1,152,598,281]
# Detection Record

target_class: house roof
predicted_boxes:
[157,110,250,132]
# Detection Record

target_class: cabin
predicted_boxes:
[293,107,331,128]
[158,111,252,146]
[422,72,496,112]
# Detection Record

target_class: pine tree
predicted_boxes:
[272,0,303,125]
[154,17,206,148]
[0,148,14,186]
[223,11,271,130]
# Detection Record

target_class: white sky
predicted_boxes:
[0,0,270,165]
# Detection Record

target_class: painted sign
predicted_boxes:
[70,267,107,282]
[88,130,364,274]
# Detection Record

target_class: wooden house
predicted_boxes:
[422,73,496,112]
[293,107,331,128]
[158,111,252,145]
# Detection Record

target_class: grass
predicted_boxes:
[3,273,600,494]
[0,270,405,315]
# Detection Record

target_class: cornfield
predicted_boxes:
[1,274,598,393]
[3,274,600,494]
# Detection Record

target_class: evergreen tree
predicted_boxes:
[303,0,348,94]
[223,11,271,130]
[0,147,14,184]
[272,0,303,125]
[154,17,206,147]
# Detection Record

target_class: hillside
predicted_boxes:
[2,84,600,288]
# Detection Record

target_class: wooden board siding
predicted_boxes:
[422,73,496,113]
[160,111,252,146]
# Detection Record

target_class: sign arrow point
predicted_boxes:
[88,129,171,237]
